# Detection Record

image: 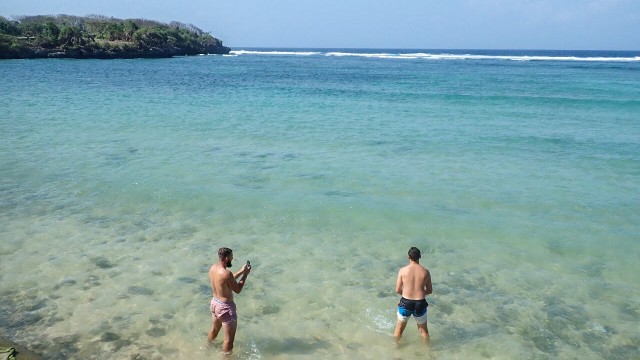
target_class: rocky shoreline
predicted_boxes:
[1,44,230,60]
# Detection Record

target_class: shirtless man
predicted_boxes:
[394,246,432,342]
[208,247,251,355]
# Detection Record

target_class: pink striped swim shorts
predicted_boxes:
[210,297,237,325]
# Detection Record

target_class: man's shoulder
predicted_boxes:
[210,264,232,277]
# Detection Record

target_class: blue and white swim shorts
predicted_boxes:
[397,297,428,324]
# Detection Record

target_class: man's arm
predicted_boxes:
[228,266,250,294]
[395,270,403,295]
[424,269,432,295]
[233,268,244,279]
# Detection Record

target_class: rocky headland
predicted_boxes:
[0,15,230,59]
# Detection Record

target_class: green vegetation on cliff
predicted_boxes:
[0,14,230,59]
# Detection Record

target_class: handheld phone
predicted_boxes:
[246,260,251,266]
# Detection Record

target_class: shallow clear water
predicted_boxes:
[1,49,639,359]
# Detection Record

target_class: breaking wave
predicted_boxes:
[230,49,640,62]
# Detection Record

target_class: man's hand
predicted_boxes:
[242,263,252,275]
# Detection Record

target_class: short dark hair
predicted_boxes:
[218,247,232,259]
[408,247,421,261]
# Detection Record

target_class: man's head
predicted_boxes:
[408,247,421,262]
[218,247,233,268]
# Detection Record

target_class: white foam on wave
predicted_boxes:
[365,308,394,335]
[231,50,321,56]
[326,51,640,62]
[229,49,640,62]
[326,51,394,58]
[243,339,262,360]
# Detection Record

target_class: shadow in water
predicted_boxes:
[259,337,331,356]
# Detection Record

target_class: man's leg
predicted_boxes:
[208,316,222,343]
[222,320,238,354]
[417,322,430,343]
[394,319,408,342]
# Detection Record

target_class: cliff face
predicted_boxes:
[0,15,231,59]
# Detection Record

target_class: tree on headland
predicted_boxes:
[0,14,230,59]
[59,25,85,47]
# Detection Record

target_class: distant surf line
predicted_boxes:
[229,49,640,62]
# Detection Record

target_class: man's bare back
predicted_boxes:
[209,262,240,303]
[396,262,431,300]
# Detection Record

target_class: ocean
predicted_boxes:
[1,49,639,359]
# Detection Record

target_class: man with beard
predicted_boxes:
[207,247,251,355]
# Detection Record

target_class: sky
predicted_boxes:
[1,0,638,50]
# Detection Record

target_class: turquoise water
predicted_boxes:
[1,49,639,359]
